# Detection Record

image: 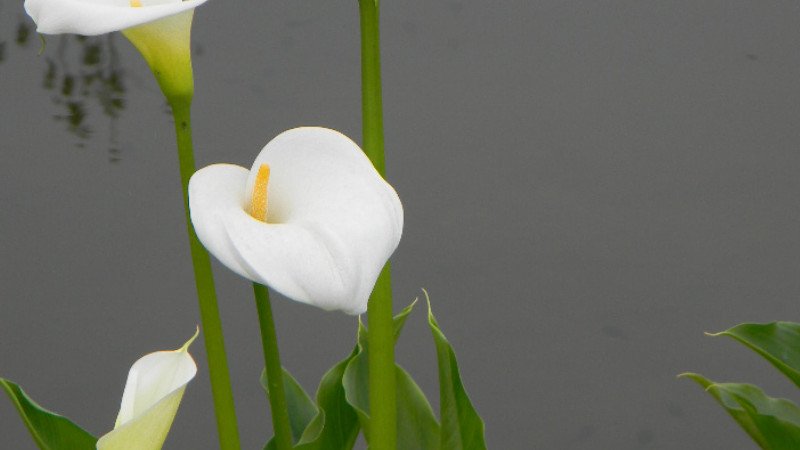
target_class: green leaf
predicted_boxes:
[342,322,370,428]
[261,367,318,448]
[681,373,800,449]
[712,322,800,390]
[393,299,417,343]
[394,365,441,450]
[342,300,418,426]
[426,293,487,450]
[292,348,361,450]
[342,300,441,449]
[0,378,98,450]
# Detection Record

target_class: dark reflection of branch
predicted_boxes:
[16,22,30,45]
[8,18,128,163]
[46,34,127,160]
[0,0,7,64]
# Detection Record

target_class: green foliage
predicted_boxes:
[265,294,487,450]
[342,301,441,449]
[261,368,318,448]
[684,322,800,448]
[0,378,97,450]
[263,350,361,450]
[712,322,800,389]
[681,374,800,449]
[427,294,487,450]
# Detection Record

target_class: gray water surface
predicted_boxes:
[3,1,800,448]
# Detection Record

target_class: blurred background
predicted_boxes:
[3,0,800,448]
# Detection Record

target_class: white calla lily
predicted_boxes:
[188,127,404,314]
[96,330,199,450]
[24,0,208,99]
[23,0,207,36]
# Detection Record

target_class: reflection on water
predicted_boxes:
[4,18,128,162]
[45,34,126,162]
[15,20,29,45]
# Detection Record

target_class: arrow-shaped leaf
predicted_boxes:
[681,373,800,449]
[1,378,97,450]
[426,292,486,450]
[711,322,800,390]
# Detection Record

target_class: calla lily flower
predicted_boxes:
[23,0,207,36]
[188,127,404,315]
[96,330,199,450]
[24,0,208,99]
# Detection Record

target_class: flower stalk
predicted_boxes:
[367,263,395,449]
[170,98,242,450]
[359,0,386,176]
[128,10,243,449]
[358,0,396,448]
[253,283,293,450]
[22,1,241,447]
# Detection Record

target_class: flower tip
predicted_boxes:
[179,326,200,353]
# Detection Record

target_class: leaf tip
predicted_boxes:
[357,315,367,337]
[422,288,433,318]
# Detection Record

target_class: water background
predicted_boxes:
[3,0,800,448]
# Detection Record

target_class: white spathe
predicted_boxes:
[24,0,208,36]
[23,0,204,99]
[189,127,404,315]
[96,330,199,450]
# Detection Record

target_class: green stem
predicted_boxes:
[170,99,242,450]
[367,263,395,449]
[252,283,293,450]
[359,0,386,177]
[358,1,396,448]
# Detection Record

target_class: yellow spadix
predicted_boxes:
[250,164,271,222]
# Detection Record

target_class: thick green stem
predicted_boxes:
[359,0,386,177]
[367,263,395,449]
[170,99,242,450]
[358,2,396,448]
[252,283,293,450]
